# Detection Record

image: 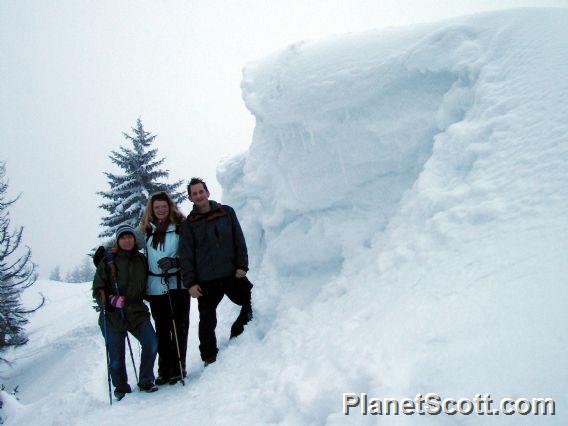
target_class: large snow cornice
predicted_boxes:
[222,8,568,282]
[241,8,562,123]
[215,9,568,419]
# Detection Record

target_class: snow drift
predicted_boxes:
[3,7,568,425]
[221,7,568,424]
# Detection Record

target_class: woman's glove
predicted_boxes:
[157,257,179,271]
[108,295,125,309]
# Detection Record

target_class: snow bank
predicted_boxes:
[219,7,568,424]
[4,7,568,425]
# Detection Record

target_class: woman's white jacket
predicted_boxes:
[145,222,180,295]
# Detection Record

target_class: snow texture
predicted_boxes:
[2,7,568,425]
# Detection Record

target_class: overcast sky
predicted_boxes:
[1,0,566,277]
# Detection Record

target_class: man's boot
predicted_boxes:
[230,304,253,338]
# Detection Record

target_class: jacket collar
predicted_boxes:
[189,200,226,222]
[115,248,140,259]
[150,222,177,232]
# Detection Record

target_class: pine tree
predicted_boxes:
[0,162,43,364]
[77,257,94,282]
[97,118,184,238]
[65,264,83,283]
[49,265,61,281]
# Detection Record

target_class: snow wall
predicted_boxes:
[216,7,568,424]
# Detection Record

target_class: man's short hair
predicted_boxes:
[187,177,209,195]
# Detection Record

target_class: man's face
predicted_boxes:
[189,183,210,209]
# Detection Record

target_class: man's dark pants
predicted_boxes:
[197,275,253,362]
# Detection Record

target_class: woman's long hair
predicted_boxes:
[140,192,185,248]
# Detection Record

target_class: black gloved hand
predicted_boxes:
[104,247,117,264]
[157,257,179,271]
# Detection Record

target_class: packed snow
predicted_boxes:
[2,7,567,425]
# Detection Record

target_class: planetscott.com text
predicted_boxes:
[343,393,555,416]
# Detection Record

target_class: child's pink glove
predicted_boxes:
[109,295,125,309]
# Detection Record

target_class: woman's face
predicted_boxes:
[118,234,135,251]
[153,200,170,221]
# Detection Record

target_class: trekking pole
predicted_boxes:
[161,274,185,386]
[101,304,113,406]
[103,250,139,385]
[110,275,140,385]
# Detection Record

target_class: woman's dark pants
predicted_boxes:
[148,290,190,379]
[101,318,158,391]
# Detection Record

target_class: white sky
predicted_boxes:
[1,0,566,277]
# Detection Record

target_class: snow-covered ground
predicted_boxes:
[2,7,567,425]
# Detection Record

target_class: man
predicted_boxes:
[179,177,253,366]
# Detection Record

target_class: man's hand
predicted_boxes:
[189,285,203,298]
[235,269,247,278]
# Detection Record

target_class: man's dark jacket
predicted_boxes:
[179,200,248,288]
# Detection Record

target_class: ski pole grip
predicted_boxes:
[98,289,107,305]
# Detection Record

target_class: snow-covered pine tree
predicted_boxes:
[0,162,43,364]
[64,265,82,283]
[79,257,95,282]
[49,265,61,281]
[65,256,95,283]
[97,118,184,238]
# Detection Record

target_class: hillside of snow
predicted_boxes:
[3,7,568,425]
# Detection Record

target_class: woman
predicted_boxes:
[140,191,189,385]
[92,224,159,400]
